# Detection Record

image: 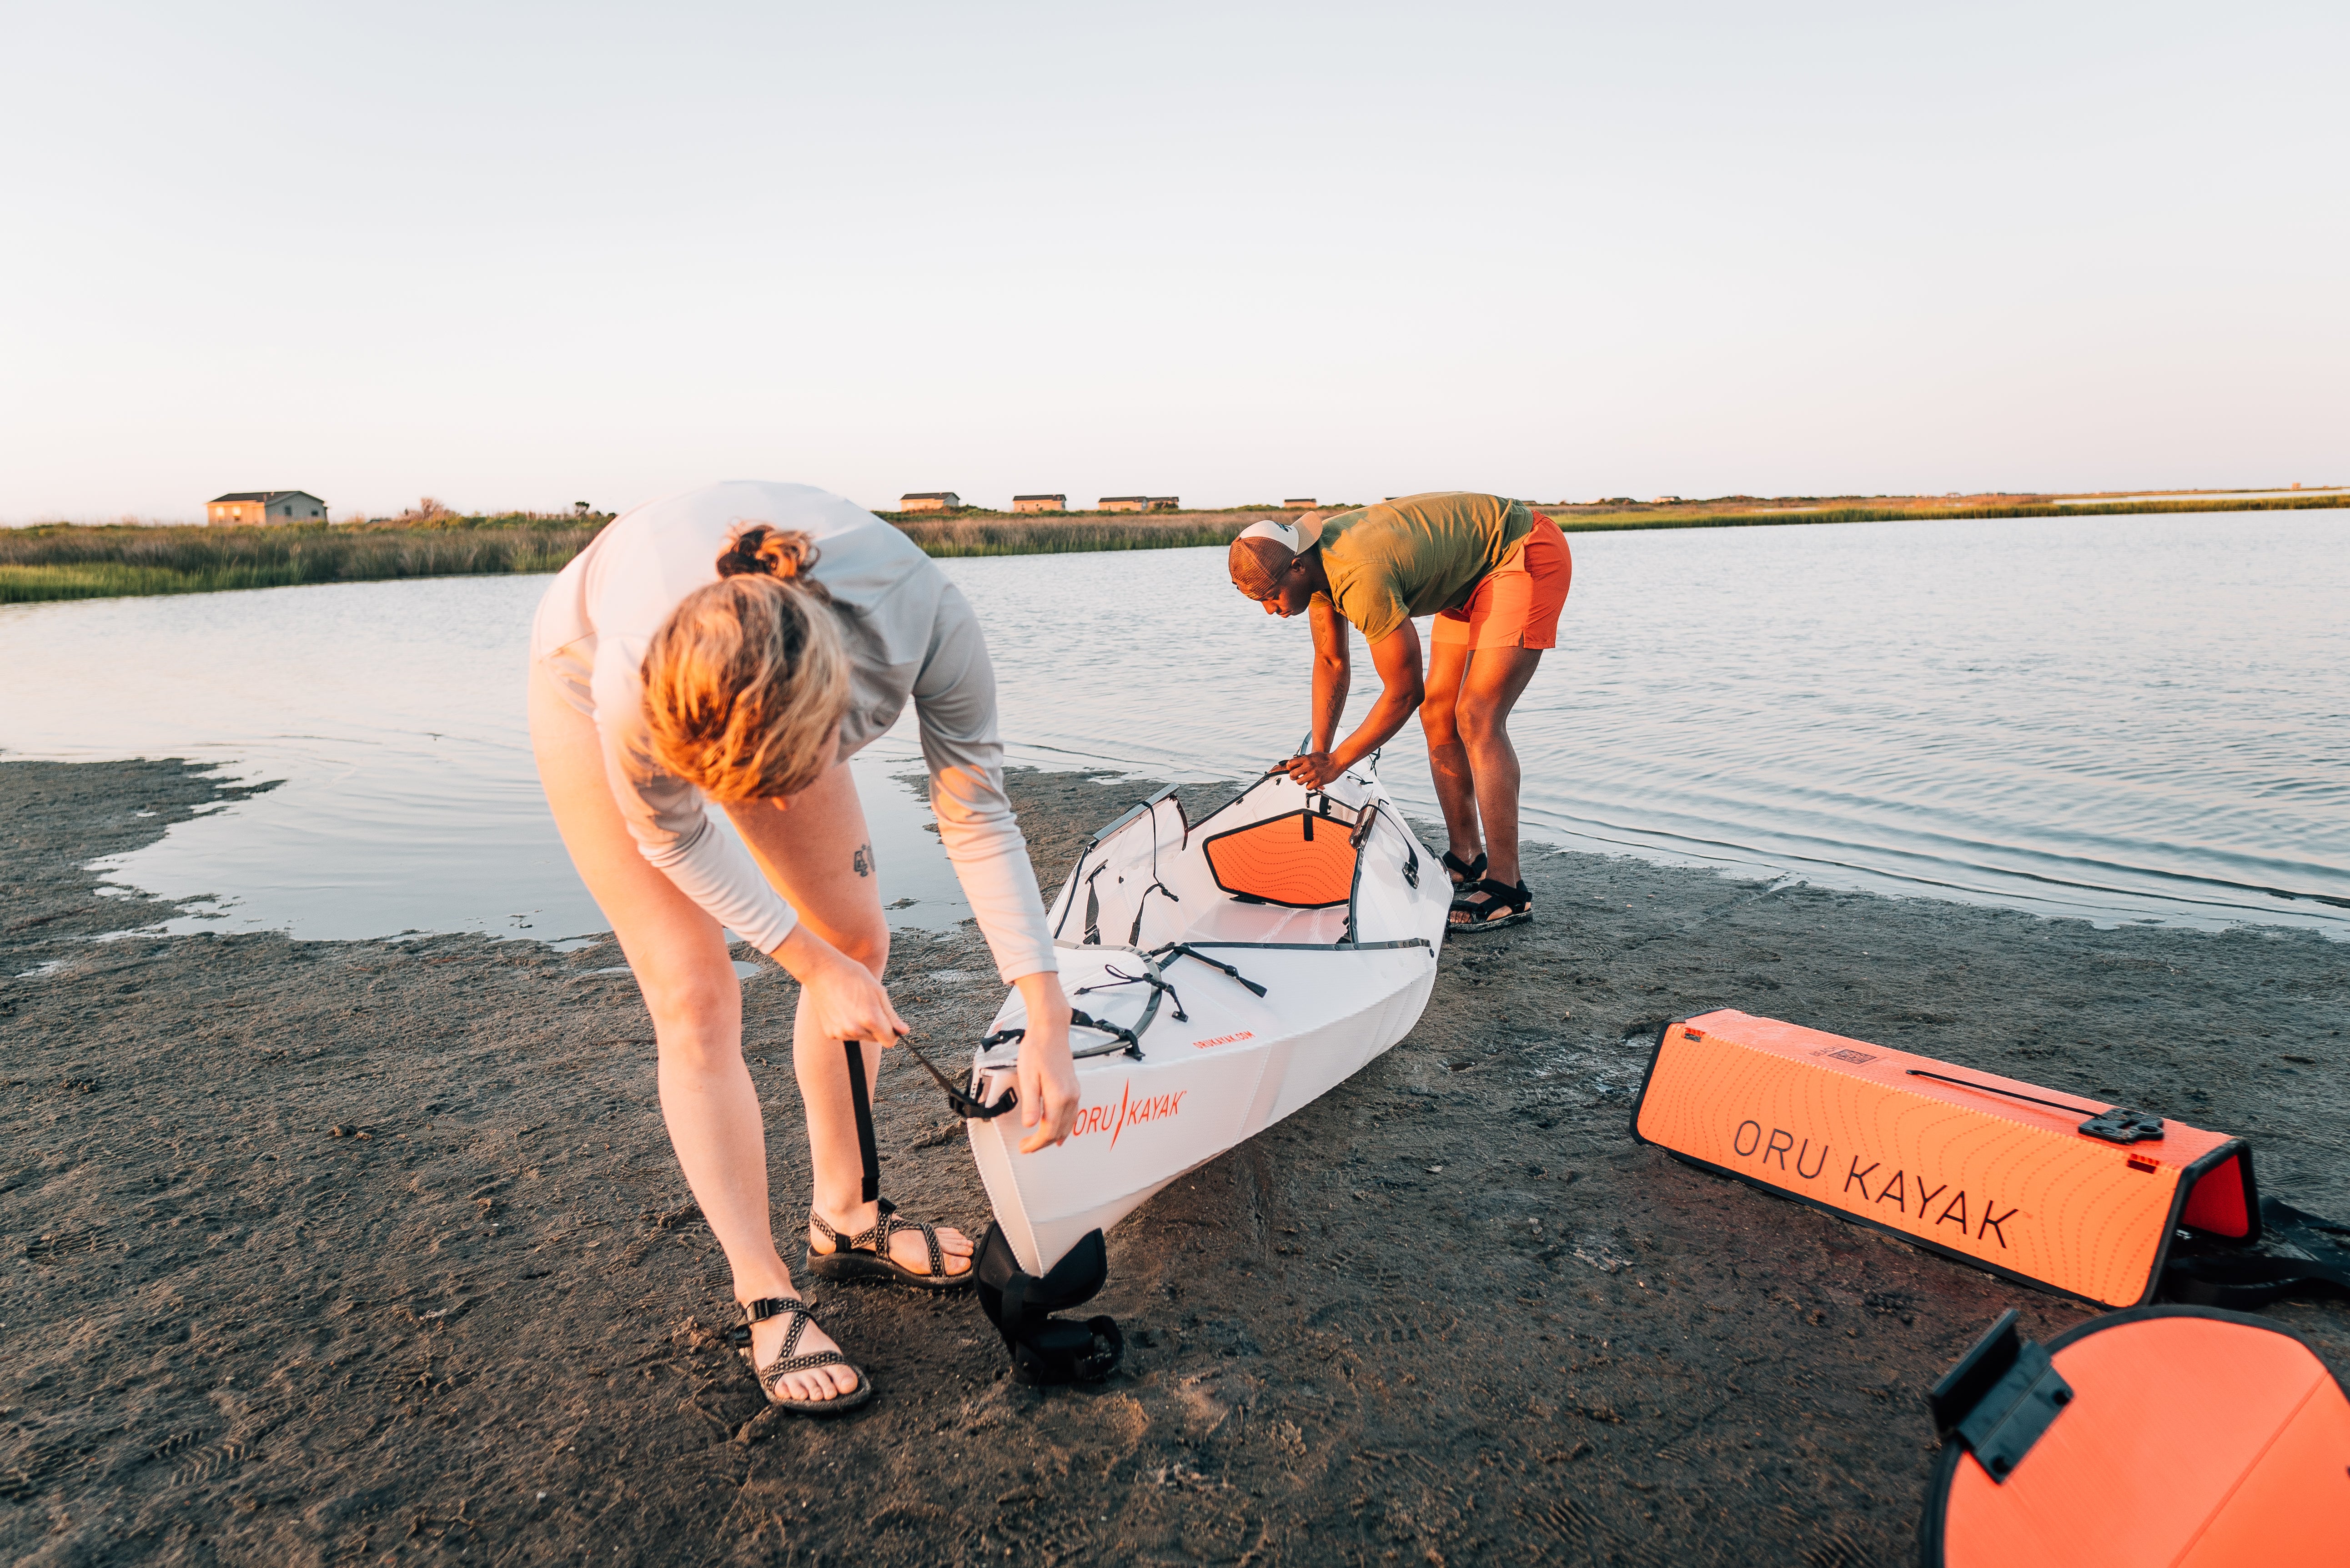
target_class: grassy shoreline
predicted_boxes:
[4,493,2343,603]
[0,517,607,604]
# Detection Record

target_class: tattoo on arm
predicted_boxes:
[852,844,872,878]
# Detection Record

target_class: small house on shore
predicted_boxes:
[898,492,961,513]
[1099,496,1150,513]
[1012,494,1065,513]
[1651,495,1683,505]
[208,490,326,526]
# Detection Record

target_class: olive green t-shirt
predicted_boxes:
[1314,492,1534,643]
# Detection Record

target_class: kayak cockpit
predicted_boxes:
[1046,770,1424,954]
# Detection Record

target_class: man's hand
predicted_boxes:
[1009,971,1079,1153]
[1281,750,1341,789]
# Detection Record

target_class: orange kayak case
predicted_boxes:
[1630,1010,2259,1308]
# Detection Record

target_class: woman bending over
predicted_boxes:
[528,481,1076,1415]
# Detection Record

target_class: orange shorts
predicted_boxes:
[1431,514,1572,650]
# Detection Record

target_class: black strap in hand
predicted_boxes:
[843,1039,880,1203]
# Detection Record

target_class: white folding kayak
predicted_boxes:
[959,762,1450,1274]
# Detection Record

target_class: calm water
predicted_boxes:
[2,509,2344,945]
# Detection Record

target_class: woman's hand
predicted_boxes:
[1282,750,1341,789]
[771,923,907,1044]
[1009,971,1080,1154]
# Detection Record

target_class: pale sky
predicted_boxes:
[3,1,2343,521]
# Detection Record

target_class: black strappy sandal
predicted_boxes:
[1441,849,1487,887]
[727,1297,873,1417]
[1450,876,1532,932]
[807,1199,972,1291]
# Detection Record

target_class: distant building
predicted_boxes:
[898,492,961,512]
[1099,496,1150,513]
[207,490,326,526]
[1012,494,1065,513]
[1283,498,1316,509]
[1651,495,1683,505]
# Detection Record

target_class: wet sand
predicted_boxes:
[5,758,2346,1567]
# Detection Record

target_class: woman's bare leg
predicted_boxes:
[528,669,858,1404]
[725,776,974,1278]
[1453,645,1545,890]
[1420,637,1484,874]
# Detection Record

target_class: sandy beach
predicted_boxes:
[5,757,2345,1567]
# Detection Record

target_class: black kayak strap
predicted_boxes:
[2160,1197,2350,1310]
[843,1039,880,1203]
[1150,943,1270,997]
[2162,1255,2350,1310]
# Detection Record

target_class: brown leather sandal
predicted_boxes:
[806,1198,973,1291]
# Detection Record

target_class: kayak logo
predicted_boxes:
[1191,1030,1255,1051]
[1732,1118,2021,1250]
[1073,1081,1188,1149]
[1814,1047,1878,1064]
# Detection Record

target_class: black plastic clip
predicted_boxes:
[2079,1107,2165,1144]
[901,1036,1019,1121]
[1925,1310,2074,1484]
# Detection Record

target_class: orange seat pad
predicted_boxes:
[1202,811,1358,909]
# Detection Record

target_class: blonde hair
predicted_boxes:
[640,525,851,802]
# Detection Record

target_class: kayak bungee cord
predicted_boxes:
[1076,963,1188,1022]
[1148,942,1270,997]
[1903,1068,2168,1142]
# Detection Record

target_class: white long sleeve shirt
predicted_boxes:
[530,481,1057,982]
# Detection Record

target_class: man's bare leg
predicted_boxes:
[1420,638,1483,874]
[1454,645,1544,895]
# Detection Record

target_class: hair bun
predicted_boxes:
[717,524,820,583]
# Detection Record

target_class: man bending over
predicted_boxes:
[1226,492,1571,931]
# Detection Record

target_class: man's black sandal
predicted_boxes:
[808,1198,972,1291]
[728,1297,873,1416]
[1441,849,1487,886]
[1450,877,1532,931]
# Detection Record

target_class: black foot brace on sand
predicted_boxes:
[975,1225,1124,1387]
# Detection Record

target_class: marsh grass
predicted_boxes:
[6,493,2341,603]
[0,520,603,603]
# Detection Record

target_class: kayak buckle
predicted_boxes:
[2079,1107,2165,1144]
[902,1035,1019,1121]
